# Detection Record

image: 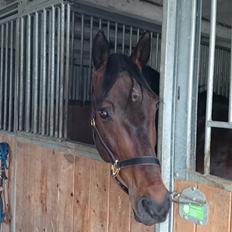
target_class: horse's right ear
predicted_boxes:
[92,31,110,70]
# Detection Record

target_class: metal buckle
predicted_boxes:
[111,160,120,177]
[90,118,96,127]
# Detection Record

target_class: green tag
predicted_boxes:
[182,203,205,221]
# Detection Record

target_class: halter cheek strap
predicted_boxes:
[90,117,161,194]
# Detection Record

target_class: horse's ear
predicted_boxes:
[131,32,151,69]
[92,31,110,70]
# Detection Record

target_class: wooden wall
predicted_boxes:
[0,133,154,232]
[174,180,232,232]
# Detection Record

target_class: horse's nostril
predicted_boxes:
[136,194,170,219]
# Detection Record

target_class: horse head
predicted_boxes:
[91,31,170,225]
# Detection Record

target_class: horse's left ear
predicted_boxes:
[131,32,151,70]
[92,31,110,70]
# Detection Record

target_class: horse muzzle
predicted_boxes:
[133,192,171,225]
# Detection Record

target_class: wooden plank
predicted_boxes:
[73,156,92,232]
[44,149,59,232]
[196,183,231,232]
[173,181,196,232]
[56,151,75,232]
[89,160,110,232]
[108,176,130,232]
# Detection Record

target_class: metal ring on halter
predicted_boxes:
[111,160,120,177]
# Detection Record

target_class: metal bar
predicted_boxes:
[59,4,65,138]
[55,7,61,138]
[229,26,232,122]
[107,20,110,40]
[129,26,132,55]
[122,24,125,53]
[204,0,217,175]
[186,0,197,171]
[69,11,75,100]
[19,17,24,131]
[114,22,118,53]
[32,12,39,134]
[155,33,160,69]
[64,4,70,139]
[50,6,55,137]
[80,13,84,102]
[8,21,14,132]
[149,31,153,66]
[14,18,20,132]
[136,28,140,42]
[25,15,31,132]
[41,9,47,135]
[156,0,177,231]
[3,23,8,130]
[207,120,232,129]
[0,24,4,129]
[47,10,52,135]
[88,16,93,102]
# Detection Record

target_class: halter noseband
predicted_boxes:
[90,116,161,194]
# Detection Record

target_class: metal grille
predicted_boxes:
[0,3,71,138]
[68,7,161,102]
[203,0,232,175]
[199,44,230,97]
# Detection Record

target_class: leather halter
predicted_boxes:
[90,116,161,194]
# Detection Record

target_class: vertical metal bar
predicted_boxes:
[14,18,20,132]
[55,7,61,138]
[33,12,39,134]
[49,6,55,137]
[149,31,153,66]
[186,0,197,171]
[136,28,140,42]
[88,16,93,102]
[59,4,65,138]
[47,10,52,135]
[129,26,133,55]
[107,20,110,40]
[0,25,3,129]
[190,0,202,171]
[155,33,160,70]
[227,51,231,99]
[156,0,177,231]
[80,13,84,102]
[70,11,75,100]
[3,23,8,130]
[64,4,70,139]
[8,21,14,132]
[122,24,125,53]
[114,22,118,53]
[204,0,217,175]
[25,15,31,132]
[41,9,47,135]
[19,17,24,131]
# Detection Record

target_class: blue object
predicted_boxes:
[0,143,8,170]
[0,143,9,224]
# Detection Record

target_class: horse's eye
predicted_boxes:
[98,109,110,120]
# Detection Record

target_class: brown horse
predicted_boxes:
[91,31,170,225]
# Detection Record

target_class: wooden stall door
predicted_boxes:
[174,180,232,232]
[0,134,155,232]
